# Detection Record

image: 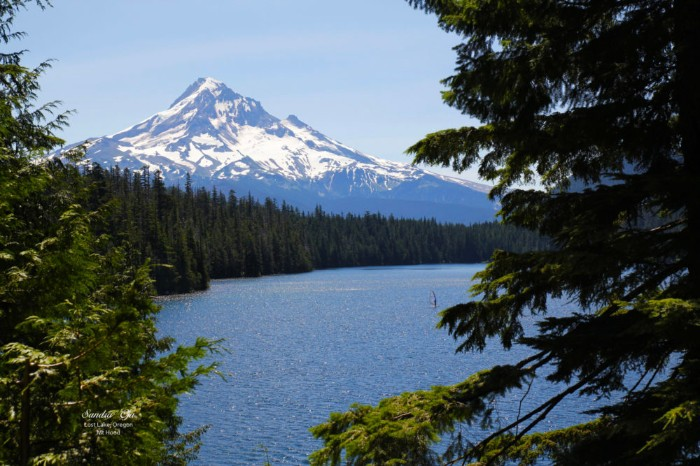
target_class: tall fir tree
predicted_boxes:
[310,0,700,464]
[0,2,219,464]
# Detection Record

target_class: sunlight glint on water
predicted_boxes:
[156,265,593,465]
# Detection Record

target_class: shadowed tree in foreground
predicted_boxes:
[310,0,700,464]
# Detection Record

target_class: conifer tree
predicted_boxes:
[311,0,700,464]
[0,2,219,464]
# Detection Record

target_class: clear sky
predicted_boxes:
[15,0,485,182]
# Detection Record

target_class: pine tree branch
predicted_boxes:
[640,361,666,394]
[599,261,686,318]
[625,353,669,400]
[516,350,553,372]
[446,366,606,466]
[36,333,110,370]
[514,377,534,436]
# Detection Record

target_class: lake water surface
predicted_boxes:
[156,264,594,465]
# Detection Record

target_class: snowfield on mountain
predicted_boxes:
[58,77,496,223]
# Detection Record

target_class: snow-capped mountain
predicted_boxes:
[63,77,496,223]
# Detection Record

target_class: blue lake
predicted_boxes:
[156,264,596,465]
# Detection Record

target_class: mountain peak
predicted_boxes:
[60,78,495,223]
[194,77,226,96]
[170,77,231,108]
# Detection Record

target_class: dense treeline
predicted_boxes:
[302,208,544,268]
[81,163,547,295]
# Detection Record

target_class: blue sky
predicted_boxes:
[16,0,484,182]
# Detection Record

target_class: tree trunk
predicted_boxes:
[19,362,31,466]
[675,0,700,290]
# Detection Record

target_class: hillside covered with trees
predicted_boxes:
[81,163,547,295]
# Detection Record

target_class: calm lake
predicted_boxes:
[156,264,594,465]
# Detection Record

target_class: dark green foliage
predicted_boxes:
[80,164,547,295]
[81,165,314,294]
[1,3,219,464]
[311,0,700,464]
[302,210,544,270]
[1,144,220,466]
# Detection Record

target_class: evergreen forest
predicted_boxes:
[80,162,547,295]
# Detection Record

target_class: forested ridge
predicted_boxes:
[81,163,547,295]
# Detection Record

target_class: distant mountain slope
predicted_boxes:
[59,77,496,223]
